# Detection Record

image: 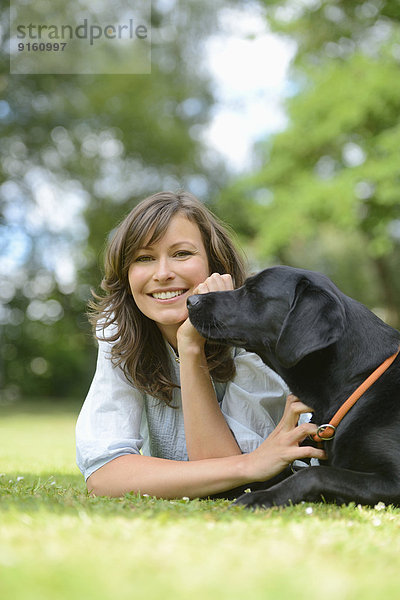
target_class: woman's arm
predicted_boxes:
[177,273,242,460]
[87,452,246,498]
[87,395,326,498]
[178,342,242,459]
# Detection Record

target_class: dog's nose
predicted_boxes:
[187,295,201,309]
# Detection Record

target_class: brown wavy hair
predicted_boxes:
[88,190,247,406]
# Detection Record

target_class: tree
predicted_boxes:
[0,0,238,401]
[217,0,400,325]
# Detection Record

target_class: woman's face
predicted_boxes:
[128,214,210,341]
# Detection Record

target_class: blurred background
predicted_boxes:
[1,0,400,407]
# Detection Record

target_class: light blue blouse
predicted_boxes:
[76,335,289,481]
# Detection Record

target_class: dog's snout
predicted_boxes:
[187,294,201,309]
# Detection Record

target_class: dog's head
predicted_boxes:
[187,266,346,369]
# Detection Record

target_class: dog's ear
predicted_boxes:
[275,279,345,368]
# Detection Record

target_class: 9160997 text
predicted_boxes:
[18,42,67,51]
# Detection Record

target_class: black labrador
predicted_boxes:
[187,266,400,508]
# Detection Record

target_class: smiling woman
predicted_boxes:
[88,191,246,405]
[76,190,324,500]
[128,215,210,346]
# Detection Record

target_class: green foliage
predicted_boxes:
[217,0,400,325]
[0,0,236,400]
[4,0,400,400]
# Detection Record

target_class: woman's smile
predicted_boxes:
[150,288,188,301]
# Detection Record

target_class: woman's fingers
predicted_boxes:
[271,396,327,462]
[205,273,233,292]
[194,273,233,295]
[295,445,327,462]
[278,394,314,431]
[283,420,327,462]
[219,274,234,290]
[287,421,319,444]
[194,282,209,295]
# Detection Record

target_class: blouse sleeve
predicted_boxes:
[220,348,289,453]
[75,336,145,481]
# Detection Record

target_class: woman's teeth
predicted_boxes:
[152,290,186,300]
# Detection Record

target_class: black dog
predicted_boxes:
[187,266,400,508]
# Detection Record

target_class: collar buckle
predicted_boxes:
[315,424,336,441]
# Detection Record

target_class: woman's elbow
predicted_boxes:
[85,457,138,497]
[86,472,105,496]
[86,470,121,497]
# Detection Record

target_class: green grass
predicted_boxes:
[1,401,400,599]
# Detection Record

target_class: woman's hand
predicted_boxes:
[243,394,327,482]
[177,273,233,353]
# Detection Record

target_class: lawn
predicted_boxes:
[1,401,400,600]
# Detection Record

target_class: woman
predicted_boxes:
[76,190,325,498]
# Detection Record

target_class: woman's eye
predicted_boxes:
[175,250,193,258]
[135,255,153,262]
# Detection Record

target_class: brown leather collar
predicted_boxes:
[313,346,400,442]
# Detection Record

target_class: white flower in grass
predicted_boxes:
[16,476,24,482]
[374,502,386,511]
[305,506,313,515]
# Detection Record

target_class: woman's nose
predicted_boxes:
[152,257,175,281]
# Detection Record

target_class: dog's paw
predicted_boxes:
[233,489,273,509]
